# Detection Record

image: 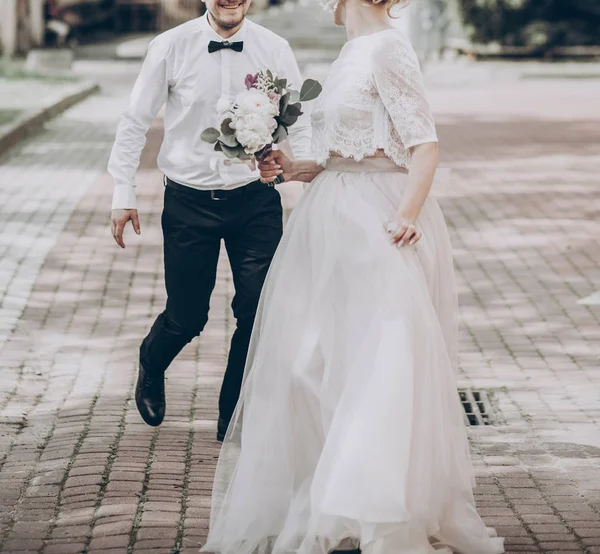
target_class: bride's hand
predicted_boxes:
[385,215,422,248]
[257,149,293,183]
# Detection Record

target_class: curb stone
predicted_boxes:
[0,80,100,157]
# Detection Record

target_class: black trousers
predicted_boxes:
[139,179,283,428]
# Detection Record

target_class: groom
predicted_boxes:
[108,0,311,441]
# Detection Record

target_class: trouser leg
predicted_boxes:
[140,185,222,374]
[218,186,283,431]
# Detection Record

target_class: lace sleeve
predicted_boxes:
[373,33,438,150]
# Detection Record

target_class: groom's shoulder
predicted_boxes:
[246,19,291,49]
[150,18,203,50]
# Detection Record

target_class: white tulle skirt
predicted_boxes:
[201,157,505,554]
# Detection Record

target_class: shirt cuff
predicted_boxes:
[112,184,138,210]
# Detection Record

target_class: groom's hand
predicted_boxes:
[111,209,141,249]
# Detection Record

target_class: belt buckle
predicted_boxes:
[210,190,227,201]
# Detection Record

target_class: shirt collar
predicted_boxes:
[199,13,248,43]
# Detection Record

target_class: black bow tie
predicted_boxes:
[208,40,244,54]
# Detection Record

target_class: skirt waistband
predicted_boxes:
[325,157,408,174]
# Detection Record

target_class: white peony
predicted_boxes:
[234,88,279,118]
[234,116,273,154]
[230,88,279,154]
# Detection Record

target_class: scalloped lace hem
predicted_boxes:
[315,147,409,169]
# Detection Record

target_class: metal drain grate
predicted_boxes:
[459,389,495,426]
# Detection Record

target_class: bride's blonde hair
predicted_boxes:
[364,0,411,17]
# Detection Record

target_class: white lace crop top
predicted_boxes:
[311,28,438,168]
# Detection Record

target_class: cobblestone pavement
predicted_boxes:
[437,80,600,553]
[1,21,600,554]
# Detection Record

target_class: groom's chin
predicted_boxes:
[209,0,251,27]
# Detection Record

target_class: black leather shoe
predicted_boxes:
[216,418,229,442]
[135,364,166,427]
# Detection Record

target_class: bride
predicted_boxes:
[201,0,505,553]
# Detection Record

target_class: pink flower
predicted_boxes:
[245,73,259,90]
[268,91,281,105]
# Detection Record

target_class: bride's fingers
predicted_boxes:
[409,230,423,245]
[391,223,415,247]
[257,157,280,168]
[261,150,278,164]
[256,146,272,161]
[259,154,274,164]
[257,161,280,172]
[385,221,421,248]
[260,167,283,178]
[389,222,407,241]
[405,225,418,241]
[260,169,283,183]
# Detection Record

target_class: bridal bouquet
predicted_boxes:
[201,70,322,162]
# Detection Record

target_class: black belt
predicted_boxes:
[165,177,273,201]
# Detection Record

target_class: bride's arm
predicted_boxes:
[258,150,324,184]
[373,35,440,247]
[290,160,325,183]
[395,141,438,228]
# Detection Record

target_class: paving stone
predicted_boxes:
[43,542,87,554]
[1,539,44,551]
[92,520,135,537]
[87,534,130,550]
[133,537,178,549]
[50,524,92,540]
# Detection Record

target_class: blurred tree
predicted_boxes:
[455,0,600,48]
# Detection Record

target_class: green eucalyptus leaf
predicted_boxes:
[219,133,238,148]
[273,125,288,144]
[300,79,323,102]
[285,103,303,117]
[274,78,287,94]
[221,118,234,136]
[266,69,274,83]
[237,146,250,158]
[288,90,300,103]
[280,92,290,114]
[221,143,241,159]
[280,113,299,127]
[202,127,221,143]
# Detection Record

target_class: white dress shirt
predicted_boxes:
[108,15,313,210]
